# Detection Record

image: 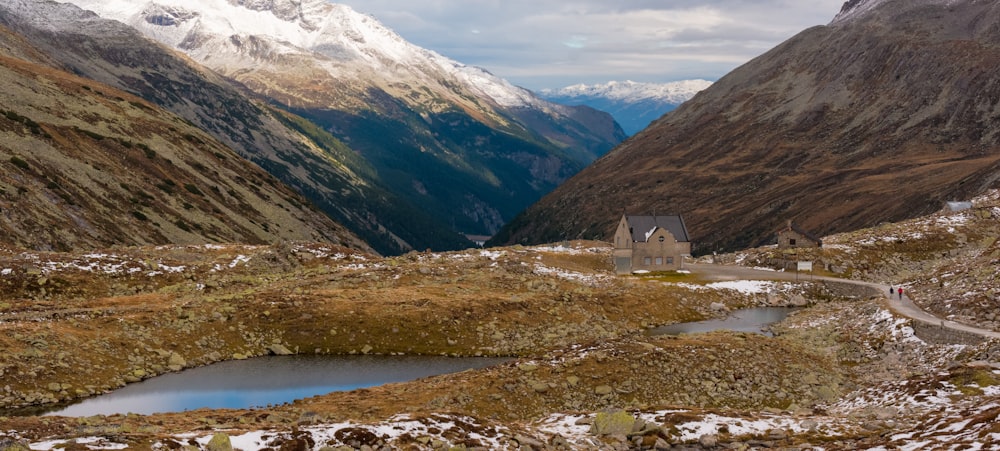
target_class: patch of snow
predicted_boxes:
[477,249,504,260]
[1,268,11,276]
[530,245,605,255]
[29,437,128,450]
[533,263,609,286]
[705,280,776,294]
[184,414,510,450]
[228,254,251,268]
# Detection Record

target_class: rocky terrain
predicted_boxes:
[491,0,1000,254]
[1,192,999,449]
[0,24,367,252]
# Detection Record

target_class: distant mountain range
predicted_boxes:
[539,80,712,135]
[491,0,1000,253]
[3,0,625,254]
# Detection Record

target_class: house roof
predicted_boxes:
[624,215,690,243]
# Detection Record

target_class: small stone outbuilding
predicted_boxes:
[775,221,822,249]
[613,214,691,275]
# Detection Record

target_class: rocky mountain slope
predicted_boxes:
[0,24,368,252]
[540,80,712,135]
[0,0,482,255]
[63,0,626,242]
[491,0,1000,253]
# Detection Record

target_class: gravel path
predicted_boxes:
[686,262,1000,340]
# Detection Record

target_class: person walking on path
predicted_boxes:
[890,286,894,295]
[898,287,903,300]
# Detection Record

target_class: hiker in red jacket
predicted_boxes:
[898,287,903,300]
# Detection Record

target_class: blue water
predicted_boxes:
[646,307,799,337]
[44,355,508,417]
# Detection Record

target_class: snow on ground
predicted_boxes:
[479,249,505,260]
[661,280,793,296]
[533,263,611,286]
[27,436,129,450]
[664,280,788,294]
[530,244,608,255]
[535,409,850,446]
[705,280,778,294]
[176,414,512,450]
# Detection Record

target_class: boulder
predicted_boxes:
[168,352,186,371]
[267,344,293,356]
[595,385,614,395]
[591,410,635,436]
[206,433,233,451]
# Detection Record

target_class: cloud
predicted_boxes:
[332,0,847,89]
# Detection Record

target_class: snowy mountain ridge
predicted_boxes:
[62,0,543,109]
[538,79,712,135]
[831,0,965,23]
[541,79,712,104]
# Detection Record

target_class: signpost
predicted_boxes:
[796,261,813,281]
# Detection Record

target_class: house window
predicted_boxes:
[658,236,665,242]
[667,257,674,265]
[789,239,797,246]
[655,257,663,265]
[643,257,652,266]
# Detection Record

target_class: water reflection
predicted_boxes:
[44,355,509,417]
[646,307,799,337]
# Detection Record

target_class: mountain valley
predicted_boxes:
[1,191,1000,449]
[3,0,1000,449]
[492,0,1000,255]
[60,0,625,250]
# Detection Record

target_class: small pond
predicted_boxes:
[40,355,509,417]
[646,307,800,337]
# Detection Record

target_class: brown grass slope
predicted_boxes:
[492,0,1000,253]
[0,27,368,251]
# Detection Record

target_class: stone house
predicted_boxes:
[613,214,691,275]
[775,221,822,249]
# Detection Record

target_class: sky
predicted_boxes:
[332,1,849,91]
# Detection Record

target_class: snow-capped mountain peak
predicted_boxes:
[62,0,542,109]
[542,80,712,104]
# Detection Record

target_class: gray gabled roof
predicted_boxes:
[625,215,690,243]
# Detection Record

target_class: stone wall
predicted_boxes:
[911,320,987,346]
[812,280,881,300]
